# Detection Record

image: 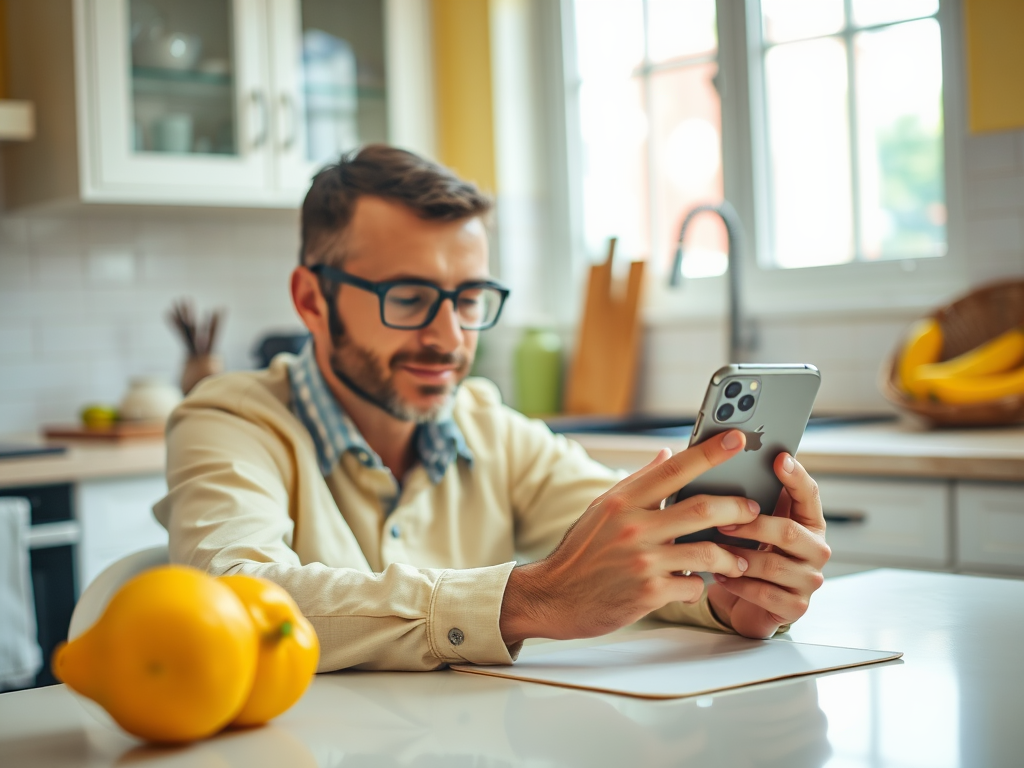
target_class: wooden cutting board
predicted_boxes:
[564,238,645,415]
[43,421,165,441]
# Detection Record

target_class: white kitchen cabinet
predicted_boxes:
[76,474,168,589]
[956,482,1024,575]
[2,0,434,209]
[817,476,952,569]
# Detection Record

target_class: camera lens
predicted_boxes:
[716,403,735,421]
[738,394,755,411]
[724,381,742,398]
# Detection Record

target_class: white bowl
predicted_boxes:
[134,32,202,71]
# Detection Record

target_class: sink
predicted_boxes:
[545,413,896,438]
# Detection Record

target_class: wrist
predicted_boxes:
[499,561,555,645]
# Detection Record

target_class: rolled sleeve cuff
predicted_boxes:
[427,561,518,666]
[651,587,732,632]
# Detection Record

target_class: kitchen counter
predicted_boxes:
[1,569,1020,767]
[1,420,1021,491]
[0,436,166,489]
[570,420,1024,481]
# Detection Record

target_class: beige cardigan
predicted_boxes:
[154,356,727,672]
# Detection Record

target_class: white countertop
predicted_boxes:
[1,569,1021,767]
[571,420,1024,481]
[0,436,166,489]
[1,420,1021,491]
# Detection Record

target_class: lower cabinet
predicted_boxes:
[955,482,1024,575]
[77,475,169,590]
[817,476,952,570]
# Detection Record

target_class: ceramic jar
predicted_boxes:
[119,377,182,422]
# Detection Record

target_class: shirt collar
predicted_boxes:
[287,340,473,483]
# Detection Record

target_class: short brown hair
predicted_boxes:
[299,144,493,267]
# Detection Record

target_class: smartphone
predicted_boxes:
[669,364,821,550]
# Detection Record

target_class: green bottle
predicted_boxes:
[514,328,563,416]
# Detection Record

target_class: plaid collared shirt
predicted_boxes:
[287,341,473,488]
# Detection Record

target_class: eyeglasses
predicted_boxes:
[310,265,510,331]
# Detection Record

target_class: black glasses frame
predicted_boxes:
[309,264,510,331]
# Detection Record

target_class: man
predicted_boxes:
[155,145,830,671]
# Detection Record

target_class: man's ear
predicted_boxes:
[291,267,330,336]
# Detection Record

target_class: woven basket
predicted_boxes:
[880,279,1024,427]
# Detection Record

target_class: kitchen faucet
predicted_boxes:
[668,201,756,363]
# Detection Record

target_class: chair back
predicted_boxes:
[69,546,169,640]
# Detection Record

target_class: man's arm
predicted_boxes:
[156,399,518,672]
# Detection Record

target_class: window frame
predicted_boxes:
[562,0,970,325]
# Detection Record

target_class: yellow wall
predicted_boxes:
[431,0,496,192]
[965,0,1024,133]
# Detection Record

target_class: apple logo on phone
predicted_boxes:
[743,426,765,451]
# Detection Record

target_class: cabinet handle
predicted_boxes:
[824,510,868,525]
[280,93,298,151]
[27,520,81,549]
[250,90,269,150]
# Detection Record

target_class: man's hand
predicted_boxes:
[499,430,761,645]
[707,453,831,639]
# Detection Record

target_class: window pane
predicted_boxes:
[578,76,650,262]
[855,20,945,260]
[852,0,938,28]
[573,0,645,81]
[649,62,725,277]
[761,0,844,44]
[765,38,853,268]
[647,0,716,63]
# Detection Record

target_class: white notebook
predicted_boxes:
[451,627,901,699]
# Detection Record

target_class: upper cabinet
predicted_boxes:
[1,0,434,209]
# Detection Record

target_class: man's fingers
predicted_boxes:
[662,540,750,579]
[662,573,709,605]
[654,494,760,541]
[626,430,747,508]
[594,447,673,505]
[774,454,824,532]
[717,514,831,567]
[711,574,809,624]
[720,548,825,594]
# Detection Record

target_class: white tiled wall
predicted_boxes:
[0,207,304,433]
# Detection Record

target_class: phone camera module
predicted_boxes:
[724,381,742,398]
[716,403,735,421]
[738,394,755,412]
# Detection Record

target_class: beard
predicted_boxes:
[327,319,471,423]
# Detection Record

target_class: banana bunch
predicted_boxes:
[898,320,1024,405]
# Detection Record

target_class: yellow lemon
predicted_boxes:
[52,565,258,743]
[220,574,320,727]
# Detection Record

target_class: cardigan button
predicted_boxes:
[448,627,465,646]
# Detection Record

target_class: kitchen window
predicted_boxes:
[562,0,966,316]
[758,0,946,269]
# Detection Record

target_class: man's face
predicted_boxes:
[320,196,489,422]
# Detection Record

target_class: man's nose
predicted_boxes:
[420,297,464,350]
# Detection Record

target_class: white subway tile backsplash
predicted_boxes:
[0,398,36,434]
[0,252,32,287]
[964,132,1021,177]
[962,174,1024,213]
[965,216,1024,255]
[0,324,33,360]
[33,254,86,286]
[86,251,137,285]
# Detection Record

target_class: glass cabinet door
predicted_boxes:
[271,0,389,195]
[84,0,272,203]
[128,0,238,156]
